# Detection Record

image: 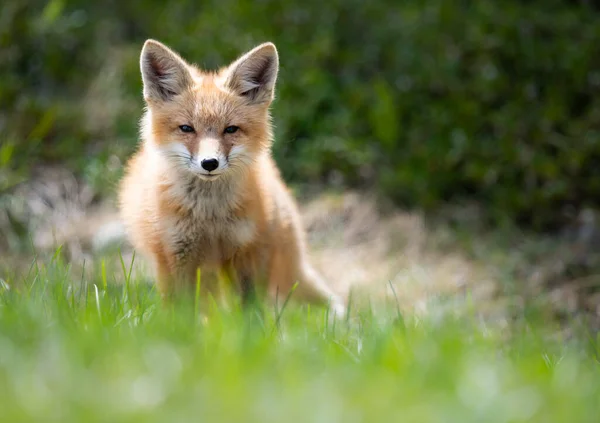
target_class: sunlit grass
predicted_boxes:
[0,254,599,423]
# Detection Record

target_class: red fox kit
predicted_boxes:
[118,39,346,315]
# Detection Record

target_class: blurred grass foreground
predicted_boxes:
[0,257,599,422]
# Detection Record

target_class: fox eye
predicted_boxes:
[179,125,195,133]
[224,125,239,134]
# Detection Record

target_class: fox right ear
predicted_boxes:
[140,40,192,102]
[224,42,279,105]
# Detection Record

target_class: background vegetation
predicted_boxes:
[3,0,600,229]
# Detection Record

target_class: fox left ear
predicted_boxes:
[224,42,279,104]
[140,39,192,102]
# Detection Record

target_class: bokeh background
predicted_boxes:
[2,0,600,328]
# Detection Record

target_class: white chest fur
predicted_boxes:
[159,172,257,266]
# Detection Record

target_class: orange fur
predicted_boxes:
[118,39,345,315]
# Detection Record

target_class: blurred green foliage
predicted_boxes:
[2,0,600,229]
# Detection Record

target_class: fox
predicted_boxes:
[118,39,346,316]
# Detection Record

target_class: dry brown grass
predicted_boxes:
[0,167,496,318]
[301,192,497,316]
[2,166,599,329]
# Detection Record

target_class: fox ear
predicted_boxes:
[140,39,192,102]
[224,42,279,104]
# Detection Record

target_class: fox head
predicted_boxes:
[139,39,278,181]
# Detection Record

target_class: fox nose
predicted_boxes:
[201,158,219,172]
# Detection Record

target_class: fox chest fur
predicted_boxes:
[157,174,258,268]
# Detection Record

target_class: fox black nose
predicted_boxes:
[201,158,219,172]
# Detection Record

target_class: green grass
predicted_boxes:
[0,255,599,423]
